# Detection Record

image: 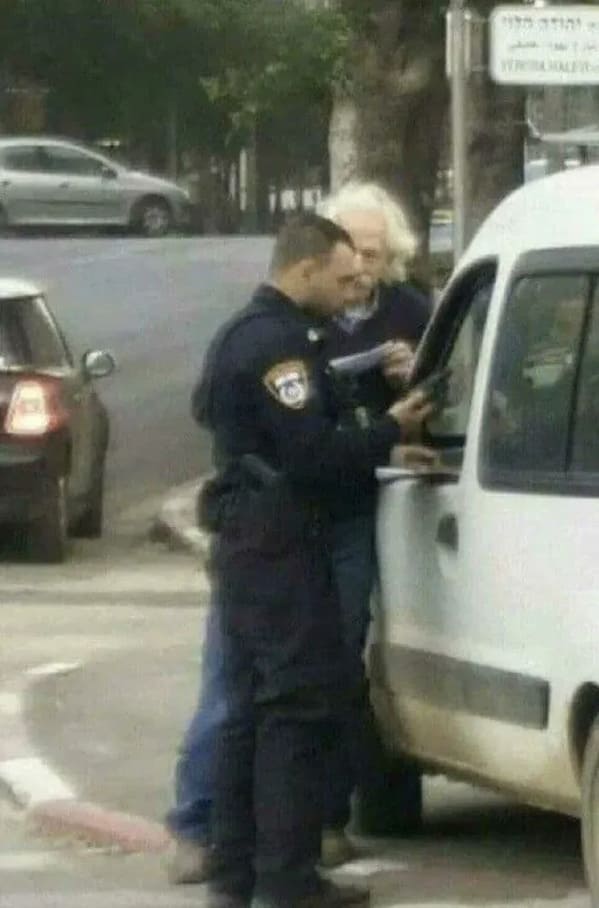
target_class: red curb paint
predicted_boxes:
[29,800,171,853]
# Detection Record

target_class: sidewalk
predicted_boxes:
[0,482,209,857]
[151,478,209,561]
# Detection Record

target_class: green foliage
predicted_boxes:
[202,1,349,148]
[0,0,349,179]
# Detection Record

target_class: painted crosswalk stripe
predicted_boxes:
[0,851,58,871]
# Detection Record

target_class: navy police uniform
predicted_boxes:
[194,284,403,906]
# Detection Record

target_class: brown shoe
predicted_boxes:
[319,829,359,869]
[166,837,216,885]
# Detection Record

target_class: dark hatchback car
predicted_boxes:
[0,279,114,562]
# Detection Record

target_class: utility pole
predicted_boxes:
[449,0,468,263]
[167,94,178,180]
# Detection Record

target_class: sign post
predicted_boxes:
[449,0,469,264]
[490,5,599,86]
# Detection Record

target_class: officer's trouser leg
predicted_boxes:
[211,535,344,905]
[253,689,331,903]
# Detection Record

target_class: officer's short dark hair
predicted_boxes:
[270,212,355,274]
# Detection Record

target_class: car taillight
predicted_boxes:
[4,380,68,436]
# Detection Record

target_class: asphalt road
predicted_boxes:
[0,234,273,519]
[0,227,454,523]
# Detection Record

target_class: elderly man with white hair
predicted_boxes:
[319,182,430,387]
[316,183,432,863]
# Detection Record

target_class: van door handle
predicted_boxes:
[59,181,70,189]
[437,513,459,551]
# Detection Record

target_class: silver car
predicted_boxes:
[0,137,191,237]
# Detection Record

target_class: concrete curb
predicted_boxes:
[0,662,172,854]
[151,479,211,563]
[0,480,212,853]
[30,799,170,853]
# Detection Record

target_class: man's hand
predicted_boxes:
[382,341,414,388]
[388,389,434,436]
[391,444,441,471]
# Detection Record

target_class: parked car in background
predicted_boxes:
[0,278,114,562]
[0,137,191,237]
[368,165,599,905]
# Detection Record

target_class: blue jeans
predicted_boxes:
[166,514,376,843]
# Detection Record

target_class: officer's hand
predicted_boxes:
[391,444,441,471]
[388,389,434,434]
[382,341,414,388]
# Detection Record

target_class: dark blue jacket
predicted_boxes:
[323,281,432,517]
[193,284,403,518]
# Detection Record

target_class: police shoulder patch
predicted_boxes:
[263,359,309,409]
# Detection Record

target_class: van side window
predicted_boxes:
[571,283,599,474]
[481,274,589,482]
[422,262,496,453]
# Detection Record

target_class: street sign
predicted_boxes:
[490,5,599,86]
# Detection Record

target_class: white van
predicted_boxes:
[372,166,599,904]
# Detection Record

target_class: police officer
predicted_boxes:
[196,213,432,908]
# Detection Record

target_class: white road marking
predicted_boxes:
[0,693,21,716]
[0,851,58,871]
[26,662,81,678]
[0,757,75,807]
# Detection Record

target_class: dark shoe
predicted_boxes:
[204,892,249,908]
[251,879,369,908]
[166,837,216,885]
[204,891,249,908]
[319,828,359,868]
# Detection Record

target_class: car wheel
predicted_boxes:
[71,461,104,538]
[582,714,599,906]
[133,198,172,238]
[28,475,68,564]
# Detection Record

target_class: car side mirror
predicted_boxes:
[83,350,116,379]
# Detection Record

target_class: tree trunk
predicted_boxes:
[465,76,525,243]
[328,92,359,192]
[344,2,448,262]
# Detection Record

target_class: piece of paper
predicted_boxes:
[328,342,394,377]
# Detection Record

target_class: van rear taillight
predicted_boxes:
[4,380,67,436]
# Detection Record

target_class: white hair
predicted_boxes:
[318,182,417,283]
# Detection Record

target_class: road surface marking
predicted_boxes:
[0,757,75,807]
[0,693,21,716]
[0,851,58,871]
[26,662,81,678]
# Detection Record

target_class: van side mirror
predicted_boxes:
[101,166,118,180]
[83,350,116,379]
